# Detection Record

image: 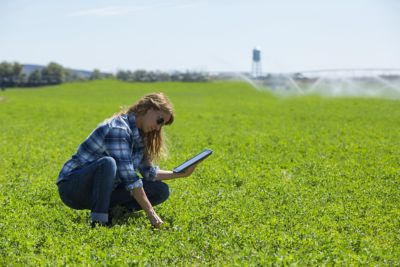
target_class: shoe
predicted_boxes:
[108,214,113,225]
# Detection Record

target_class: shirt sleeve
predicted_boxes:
[104,126,143,190]
[138,158,159,182]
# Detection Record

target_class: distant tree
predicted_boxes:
[0,62,10,89]
[115,69,208,83]
[155,71,170,82]
[0,61,24,88]
[103,72,115,79]
[132,70,148,82]
[90,69,102,80]
[12,63,23,85]
[116,70,130,81]
[182,72,193,82]
[27,70,42,86]
[17,72,28,86]
[0,62,11,88]
[170,72,183,82]
[182,71,208,82]
[41,62,65,85]
[64,70,77,82]
[145,71,158,82]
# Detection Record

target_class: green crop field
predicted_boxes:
[0,80,399,265]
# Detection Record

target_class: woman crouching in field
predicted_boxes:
[56,92,197,228]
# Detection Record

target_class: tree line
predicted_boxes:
[0,61,208,89]
[116,69,208,82]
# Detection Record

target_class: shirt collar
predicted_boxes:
[127,113,142,142]
[127,113,137,131]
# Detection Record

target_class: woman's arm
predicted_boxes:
[155,164,198,181]
[135,165,197,226]
[130,187,163,228]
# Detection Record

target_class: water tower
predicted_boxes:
[252,47,262,78]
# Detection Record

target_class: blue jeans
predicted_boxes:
[57,157,169,223]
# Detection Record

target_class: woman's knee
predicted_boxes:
[58,181,89,210]
[160,182,170,201]
[98,157,117,174]
[154,182,170,204]
[143,181,170,206]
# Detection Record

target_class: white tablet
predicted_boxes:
[173,149,213,173]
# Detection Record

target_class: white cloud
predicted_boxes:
[67,2,198,18]
[68,6,143,17]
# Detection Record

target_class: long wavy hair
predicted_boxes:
[117,92,174,162]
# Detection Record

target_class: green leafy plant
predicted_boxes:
[0,80,399,265]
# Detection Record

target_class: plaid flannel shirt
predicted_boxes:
[57,114,158,190]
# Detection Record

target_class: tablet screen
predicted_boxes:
[173,149,213,173]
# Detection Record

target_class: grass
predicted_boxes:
[0,80,399,265]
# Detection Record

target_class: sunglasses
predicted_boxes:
[156,116,165,125]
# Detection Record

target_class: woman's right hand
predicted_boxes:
[155,165,199,181]
[176,163,199,178]
[147,210,164,228]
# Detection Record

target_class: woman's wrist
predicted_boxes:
[130,187,154,214]
[131,189,163,227]
[174,172,186,178]
[155,170,185,180]
[145,208,156,215]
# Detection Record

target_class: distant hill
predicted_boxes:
[22,64,92,79]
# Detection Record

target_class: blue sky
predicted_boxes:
[1,0,399,73]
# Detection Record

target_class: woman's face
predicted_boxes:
[140,108,171,133]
